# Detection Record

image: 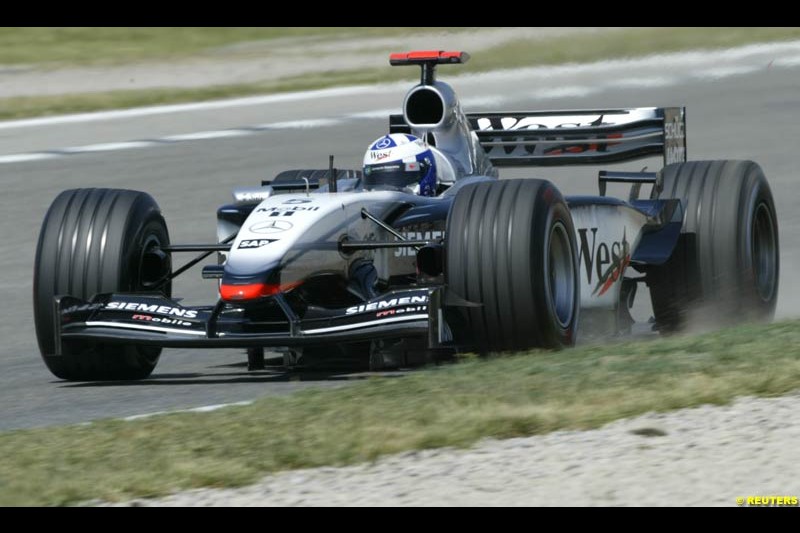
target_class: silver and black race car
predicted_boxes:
[33,50,780,380]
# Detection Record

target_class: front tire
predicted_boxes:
[647,160,779,332]
[445,179,580,352]
[33,188,171,380]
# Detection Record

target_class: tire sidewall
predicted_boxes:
[536,193,580,347]
[740,171,779,317]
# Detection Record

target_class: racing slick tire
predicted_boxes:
[33,188,171,381]
[445,179,580,352]
[647,160,779,332]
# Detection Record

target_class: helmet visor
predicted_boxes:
[363,160,428,191]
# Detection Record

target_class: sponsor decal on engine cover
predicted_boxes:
[105,301,199,318]
[577,227,631,297]
[346,295,429,315]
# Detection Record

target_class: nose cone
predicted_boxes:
[219,281,302,302]
[219,266,301,302]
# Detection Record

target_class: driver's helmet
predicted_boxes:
[362,134,437,196]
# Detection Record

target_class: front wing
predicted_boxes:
[54,289,451,353]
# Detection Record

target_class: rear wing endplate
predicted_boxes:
[391,107,686,168]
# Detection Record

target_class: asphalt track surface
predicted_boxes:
[2,44,799,430]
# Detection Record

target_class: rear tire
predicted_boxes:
[647,160,779,332]
[445,179,580,352]
[33,188,171,380]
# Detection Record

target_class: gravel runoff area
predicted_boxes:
[102,393,800,507]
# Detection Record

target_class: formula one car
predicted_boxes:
[33,50,779,380]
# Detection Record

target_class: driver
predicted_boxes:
[362,134,438,196]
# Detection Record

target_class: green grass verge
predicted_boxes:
[2,319,800,506]
[0,27,429,66]
[1,27,800,122]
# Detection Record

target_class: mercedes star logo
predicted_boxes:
[375,137,392,149]
[249,220,293,234]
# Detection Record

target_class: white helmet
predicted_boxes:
[362,134,437,196]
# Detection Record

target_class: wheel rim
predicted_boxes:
[547,221,575,328]
[752,201,777,301]
[139,233,170,290]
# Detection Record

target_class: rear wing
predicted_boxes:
[390,107,686,168]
